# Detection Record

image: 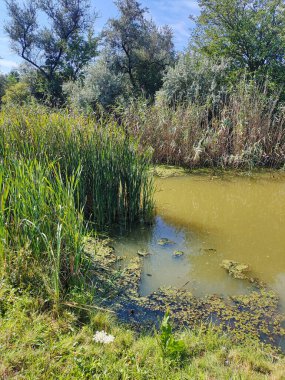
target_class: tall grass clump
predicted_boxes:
[0,105,154,309]
[0,105,154,228]
[0,157,86,309]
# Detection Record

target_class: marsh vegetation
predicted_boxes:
[1,0,285,378]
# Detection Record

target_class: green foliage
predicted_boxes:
[0,105,153,307]
[157,53,230,106]
[0,158,86,308]
[1,285,284,379]
[0,74,7,105]
[4,70,20,87]
[0,105,154,228]
[102,0,175,100]
[64,58,130,110]
[5,0,98,104]
[1,81,33,105]
[159,312,187,361]
[0,71,20,105]
[192,0,285,87]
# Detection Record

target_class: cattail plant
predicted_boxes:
[0,105,154,308]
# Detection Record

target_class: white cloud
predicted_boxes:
[0,59,19,73]
[0,36,9,43]
[145,0,199,49]
[170,21,190,38]
[152,0,199,15]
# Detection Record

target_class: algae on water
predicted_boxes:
[157,238,176,246]
[173,250,185,257]
[137,250,151,257]
[221,259,250,280]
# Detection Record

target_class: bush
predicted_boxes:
[64,59,131,111]
[2,81,34,106]
[157,53,231,107]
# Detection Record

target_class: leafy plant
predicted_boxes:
[159,311,187,361]
[192,0,285,89]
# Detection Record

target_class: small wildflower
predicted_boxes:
[93,330,115,344]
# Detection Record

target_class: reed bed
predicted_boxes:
[0,158,86,308]
[0,105,154,227]
[0,105,154,308]
[120,82,285,169]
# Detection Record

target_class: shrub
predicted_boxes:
[64,59,130,111]
[2,81,34,106]
[157,53,230,107]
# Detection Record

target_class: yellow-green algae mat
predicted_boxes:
[86,238,285,353]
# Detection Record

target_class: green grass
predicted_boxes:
[0,283,284,380]
[0,158,87,309]
[0,104,154,308]
[0,105,154,229]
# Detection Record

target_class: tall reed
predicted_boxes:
[0,105,154,308]
[0,105,154,228]
[0,158,86,309]
[119,81,285,169]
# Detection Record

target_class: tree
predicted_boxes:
[64,57,130,110]
[192,0,285,84]
[157,52,230,106]
[0,70,21,106]
[5,0,98,104]
[102,0,175,99]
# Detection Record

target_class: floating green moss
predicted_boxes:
[137,250,151,257]
[157,238,176,246]
[221,260,250,280]
[173,250,185,257]
[92,243,285,352]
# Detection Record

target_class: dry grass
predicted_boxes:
[120,82,285,169]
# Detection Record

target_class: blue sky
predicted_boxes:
[0,0,199,73]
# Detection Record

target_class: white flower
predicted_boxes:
[93,330,115,344]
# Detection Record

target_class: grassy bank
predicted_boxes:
[1,283,285,380]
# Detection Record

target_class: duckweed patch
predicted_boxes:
[157,238,176,246]
[153,165,189,178]
[221,260,250,280]
[95,245,285,352]
[137,250,151,257]
[2,282,285,380]
[173,250,185,258]
[142,287,285,352]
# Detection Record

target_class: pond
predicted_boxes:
[113,171,285,310]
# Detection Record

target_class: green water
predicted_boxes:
[114,172,285,308]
